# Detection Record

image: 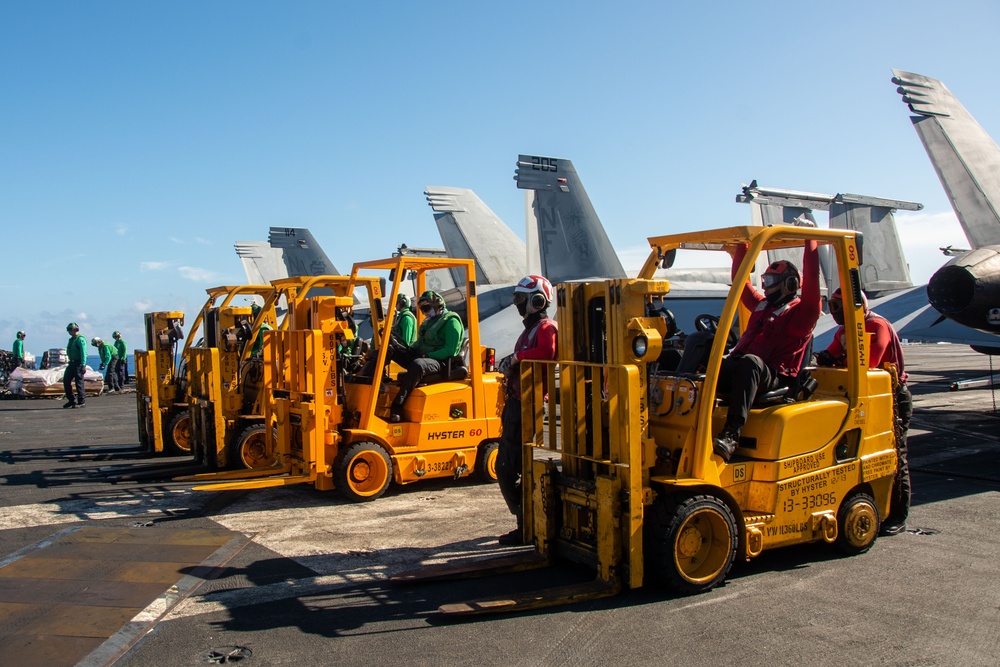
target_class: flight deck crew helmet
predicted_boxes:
[16,331,25,340]
[829,287,868,325]
[67,322,79,333]
[761,260,800,306]
[91,337,103,346]
[513,275,555,316]
[417,291,445,315]
[113,331,122,339]
[396,294,410,310]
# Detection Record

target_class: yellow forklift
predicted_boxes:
[193,256,505,502]
[133,284,271,456]
[134,309,188,455]
[183,275,375,477]
[112,284,276,482]
[393,225,900,614]
[184,284,281,471]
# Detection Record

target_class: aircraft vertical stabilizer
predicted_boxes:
[754,203,822,289]
[235,241,287,285]
[738,184,920,297]
[892,69,1000,248]
[829,202,912,294]
[424,186,527,286]
[268,227,341,277]
[515,155,627,281]
[525,192,541,276]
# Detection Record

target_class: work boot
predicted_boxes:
[497,528,524,546]
[713,426,740,462]
[880,523,906,537]
[63,401,76,409]
[388,399,405,423]
[77,402,86,408]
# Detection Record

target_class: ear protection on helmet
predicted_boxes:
[530,292,547,311]
[785,275,799,293]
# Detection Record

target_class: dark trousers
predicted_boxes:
[63,362,86,405]
[106,359,122,391]
[116,356,127,387]
[387,347,444,410]
[717,354,782,431]
[885,383,912,528]
[496,398,523,525]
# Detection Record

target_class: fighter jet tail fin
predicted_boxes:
[267,227,341,277]
[829,201,913,294]
[515,155,627,281]
[424,187,526,286]
[235,241,286,285]
[739,183,921,296]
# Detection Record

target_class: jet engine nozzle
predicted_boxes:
[928,245,1000,333]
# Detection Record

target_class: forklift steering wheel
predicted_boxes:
[694,314,719,334]
[695,314,739,351]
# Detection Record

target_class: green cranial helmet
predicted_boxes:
[67,322,79,333]
[417,290,444,308]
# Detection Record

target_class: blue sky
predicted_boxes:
[3,1,998,354]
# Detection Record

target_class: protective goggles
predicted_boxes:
[512,292,528,305]
[828,298,844,313]
[418,302,436,313]
[761,273,785,288]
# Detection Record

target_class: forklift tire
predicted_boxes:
[167,411,193,455]
[335,442,392,502]
[474,441,500,483]
[645,494,738,595]
[835,491,879,556]
[235,424,276,470]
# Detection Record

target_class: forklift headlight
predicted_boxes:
[632,334,648,358]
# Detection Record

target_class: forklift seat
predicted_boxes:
[752,337,816,406]
[752,367,818,406]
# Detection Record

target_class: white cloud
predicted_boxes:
[78,312,89,321]
[178,266,223,282]
[140,261,171,271]
[195,237,212,245]
[116,224,128,236]
[133,300,153,311]
[169,236,184,244]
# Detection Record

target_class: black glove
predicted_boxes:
[497,354,515,376]
[99,364,105,370]
[386,333,406,353]
[814,350,837,367]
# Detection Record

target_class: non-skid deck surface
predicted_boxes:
[0,526,236,667]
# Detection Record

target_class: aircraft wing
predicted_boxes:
[893,69,1000,249]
